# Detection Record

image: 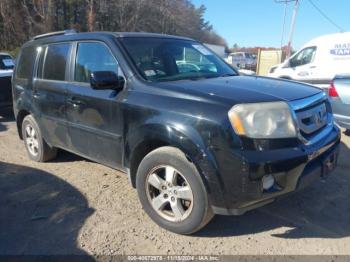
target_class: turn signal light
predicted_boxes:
[228,111,245,135]
[328,81,339,97]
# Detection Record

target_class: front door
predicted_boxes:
[65,41,125,168]
[288,46,317,83]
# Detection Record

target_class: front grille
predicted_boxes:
[289,92,332,144]
[296,101,328,138]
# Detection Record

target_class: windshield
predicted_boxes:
[245,53,255,59]
[0,55,14,70]
[119,37,237,82]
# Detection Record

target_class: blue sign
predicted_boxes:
[330,43,350,56]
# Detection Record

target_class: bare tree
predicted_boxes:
[0,0,227,52]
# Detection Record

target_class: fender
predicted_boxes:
[13,85,35,139]
[124,121,226,207]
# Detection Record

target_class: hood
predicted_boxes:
[156,75,322,105]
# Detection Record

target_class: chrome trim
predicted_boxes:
[288,92,333,145]
[303,123,333,146]
[296,102,327,134]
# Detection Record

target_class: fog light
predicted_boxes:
[262,175,275,190]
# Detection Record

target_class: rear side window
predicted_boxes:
[16,46,36,79]
[40,43,70,81]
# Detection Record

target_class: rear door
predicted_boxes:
[65,41,125,168]
[33,43,72,148]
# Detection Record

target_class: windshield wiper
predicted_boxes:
[219,73,237,77]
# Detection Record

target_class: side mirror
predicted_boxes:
[90,71,124,90]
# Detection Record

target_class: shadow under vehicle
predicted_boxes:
[0,161,94,257]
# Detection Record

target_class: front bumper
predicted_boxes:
[211,125,341,215]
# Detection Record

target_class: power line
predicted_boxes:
[274,0,295,3]
[307,0,345,32]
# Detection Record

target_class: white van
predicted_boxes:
[268,32,350,88]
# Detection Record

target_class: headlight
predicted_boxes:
[228,102,296,139]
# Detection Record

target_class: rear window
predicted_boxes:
[16,47,36,79]
[0,55,14,70]
[39,43,70,81]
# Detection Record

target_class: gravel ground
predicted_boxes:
[1,108,350,256]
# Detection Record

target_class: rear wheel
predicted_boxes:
[136,146,213,234]
[22,115,57,162]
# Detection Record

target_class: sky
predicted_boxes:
[191,0,350,49]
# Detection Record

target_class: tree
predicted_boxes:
[0,0,227,52]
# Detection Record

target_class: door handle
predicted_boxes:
[67,98,85,108]
[33,92,41,99]
[297,71,309,77]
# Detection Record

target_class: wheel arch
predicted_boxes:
[124,123,221,197]
[16,109,31,140]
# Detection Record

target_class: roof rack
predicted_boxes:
[33,29,77,40]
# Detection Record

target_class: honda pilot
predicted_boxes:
[12,31,340,234]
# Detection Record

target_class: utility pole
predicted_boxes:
[286,0,299,58]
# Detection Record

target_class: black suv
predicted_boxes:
[13,31,340,234]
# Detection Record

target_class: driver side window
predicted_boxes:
[290,46,316,68]
[74,42,118,83]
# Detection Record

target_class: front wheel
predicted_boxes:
[136,146,213,234]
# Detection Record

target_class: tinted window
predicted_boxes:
[75,42,118,83]
[41,43,70,81]
[120,37,237,82]
[0,54,14,70]
[16,46,36,79]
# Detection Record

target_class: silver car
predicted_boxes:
[328,75,350,133]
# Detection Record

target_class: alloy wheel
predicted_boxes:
[145,165,194,222]
[25,124,39,156]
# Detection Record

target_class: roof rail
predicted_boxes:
[33,29,77,40]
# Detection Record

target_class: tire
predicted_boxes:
[22,115,57,162]
[136,146,214,234]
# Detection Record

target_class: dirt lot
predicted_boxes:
[1,108,350,256]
